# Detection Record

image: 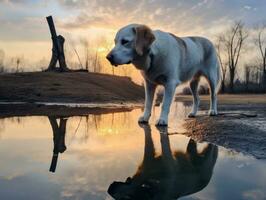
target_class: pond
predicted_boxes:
[0,102,265,200]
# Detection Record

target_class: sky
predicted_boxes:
[0,0,265,76]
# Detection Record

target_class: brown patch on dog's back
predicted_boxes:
[188,37,197,42]
[188,36,213,60]
[169,33,187,65]
[169,33,187,50]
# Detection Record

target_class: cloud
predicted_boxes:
[56,0,266,37]
[0,0,265,42]
[0,16,49,41]
[0,0,30,4]
[244,5,252,10]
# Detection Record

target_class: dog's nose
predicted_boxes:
[106,53,114,63]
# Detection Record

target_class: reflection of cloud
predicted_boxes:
[243,189,266,199]
[1,111,266,199]
[0,174,62,199]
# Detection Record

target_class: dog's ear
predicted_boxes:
[133,25,155,56]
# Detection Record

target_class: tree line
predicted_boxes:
[0,20,266,93]
[216,21,266,93]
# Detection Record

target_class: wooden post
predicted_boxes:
[46,16,69,72]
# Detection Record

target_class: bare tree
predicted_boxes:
[254,23,266,90]
[219,21,248,92]
[9,56,23,73]
[100,37,115,75]
[215,37,227,93]
[244,65,251,90]
[94,48,99,72]
[0,49,5,72]
[16,58,20,73]
[72,46,84,69]
[80,38,90,72]
[95,36,115,75]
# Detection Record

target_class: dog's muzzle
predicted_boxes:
[106,54,117,66]
[106,54,131,66]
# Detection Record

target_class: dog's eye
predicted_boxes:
[121,39,129,45]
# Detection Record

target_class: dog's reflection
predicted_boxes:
[48,116,67,173]
[108,124,218,200]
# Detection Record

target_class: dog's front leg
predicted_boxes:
[138,81,156,123]
[156,81,176,126]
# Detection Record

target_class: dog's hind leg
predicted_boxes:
[208,78,218,116]
[205,65,219,116]
[188,75,200,118]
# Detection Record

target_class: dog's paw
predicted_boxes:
[138,116,149,124]
[156,118,168,126]
[188,112,196,118]
[208,110,218,116]
[155,125,168,133]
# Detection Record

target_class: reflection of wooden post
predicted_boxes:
[46,16,69,72]
[48,116,67,173]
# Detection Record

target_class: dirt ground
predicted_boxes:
[181,94,266,159]
[0,71,144,103]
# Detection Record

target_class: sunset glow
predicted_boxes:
[0,0,265,81]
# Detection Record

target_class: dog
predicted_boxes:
[108,124,218,200]
[106,24,221,126]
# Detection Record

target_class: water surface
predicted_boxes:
[0,102,265,200]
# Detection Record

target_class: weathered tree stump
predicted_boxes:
[46,16,69,72]
[48,116,67,173]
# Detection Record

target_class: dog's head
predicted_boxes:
[108,177,156,200]
[106,24,155,66]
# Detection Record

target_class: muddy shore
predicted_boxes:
[182,95,266,159]
[0,71,144,103]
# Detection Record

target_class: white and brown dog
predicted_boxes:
[106,24,221,126]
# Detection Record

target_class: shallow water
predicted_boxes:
[0,102,265,200]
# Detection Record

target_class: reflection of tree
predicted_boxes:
[0,120,4,140]
[66,112,134,143]
[93,115,102,132]
[111,113,115,129]
[108,124,218,200]
[48,116,67,173]
[84,115,90,141]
